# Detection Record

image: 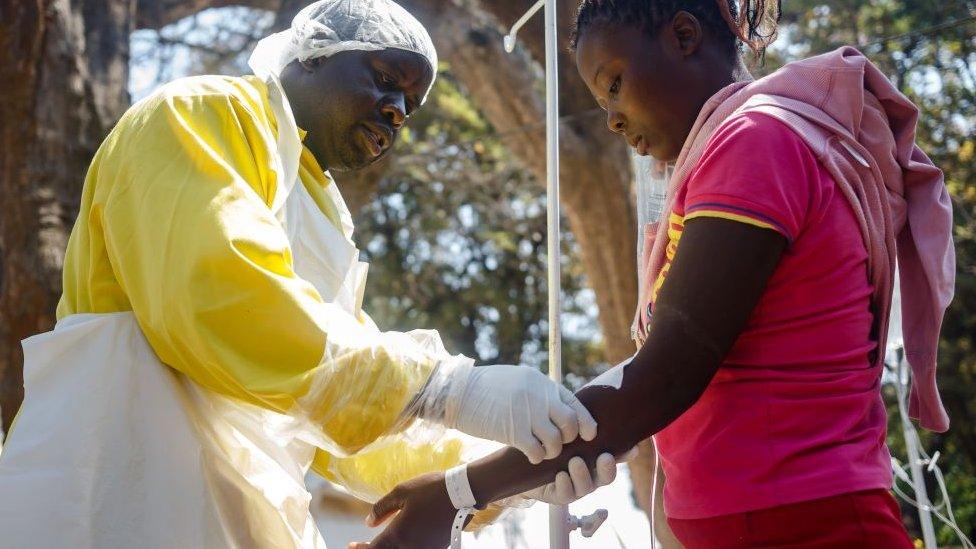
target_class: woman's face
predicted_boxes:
[575,15,732,162]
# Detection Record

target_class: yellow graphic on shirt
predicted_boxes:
[651,211,685,303]
[650,208,777,304]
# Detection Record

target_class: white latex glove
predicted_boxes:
[443,365,598,464]
[525,447,638,505]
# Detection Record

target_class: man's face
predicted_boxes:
[283,48,434,172]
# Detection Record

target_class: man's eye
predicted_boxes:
[379,72,396,86]
[609,77,621,96]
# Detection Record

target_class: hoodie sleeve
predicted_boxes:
[900,144,954,432]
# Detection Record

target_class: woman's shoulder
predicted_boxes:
[697,110,825,185]
[708,111,811,155]
[685,111,832,244]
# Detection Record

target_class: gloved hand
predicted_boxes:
[525,447,638,505]
[442,365,598,464]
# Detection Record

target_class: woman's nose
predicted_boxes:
[606,109,626,134]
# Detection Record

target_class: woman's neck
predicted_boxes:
[732,56,755,83]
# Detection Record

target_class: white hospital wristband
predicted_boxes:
[445,465,477,549]
[445,464,477,510]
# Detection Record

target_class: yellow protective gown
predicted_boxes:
[55,74,497,520]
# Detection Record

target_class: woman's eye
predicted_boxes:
[609,76,621,96]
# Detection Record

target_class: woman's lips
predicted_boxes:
[634,135,650,156]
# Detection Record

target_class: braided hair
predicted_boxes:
[570,0,781,63]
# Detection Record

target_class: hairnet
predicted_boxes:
[249,0,438,103]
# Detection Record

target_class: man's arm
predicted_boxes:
[353,217,786,548]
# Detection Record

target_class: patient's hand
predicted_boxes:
[348,449,632,548]
[348,472,454,549]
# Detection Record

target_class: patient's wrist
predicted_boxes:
[445,464,478,510]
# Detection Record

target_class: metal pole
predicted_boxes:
[503,0,544,52]
[502,1,569,546]
[542,0,569,547]
[895,352,938,548]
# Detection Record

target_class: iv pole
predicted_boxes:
[542,0,569,544]
[505,0,569,547]
[504,3,609,547]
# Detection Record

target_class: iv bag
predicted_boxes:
[632,153,671,285]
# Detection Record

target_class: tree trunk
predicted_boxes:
[0,0,135,436]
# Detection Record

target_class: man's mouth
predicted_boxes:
[359,124,391,158]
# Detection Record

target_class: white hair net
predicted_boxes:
[249,0,438,102]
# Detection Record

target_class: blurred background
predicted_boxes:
[1,0,974,545]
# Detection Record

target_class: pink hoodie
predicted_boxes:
[635,47,955,432]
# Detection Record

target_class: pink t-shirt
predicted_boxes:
[654,112,892,519]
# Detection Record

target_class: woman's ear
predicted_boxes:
[669,10,704,56]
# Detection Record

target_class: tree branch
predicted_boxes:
[136,0,281,30]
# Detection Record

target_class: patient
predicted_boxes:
[352,1,954,547]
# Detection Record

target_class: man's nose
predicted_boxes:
[381,94,406,129]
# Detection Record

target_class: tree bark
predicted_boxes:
[135,0,279,29]
[0,0,135,434]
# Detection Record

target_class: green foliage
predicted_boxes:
[765,1,976,543]
[354,70,604,375]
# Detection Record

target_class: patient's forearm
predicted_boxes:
[465,218,786,508]
[466,307,717,507]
